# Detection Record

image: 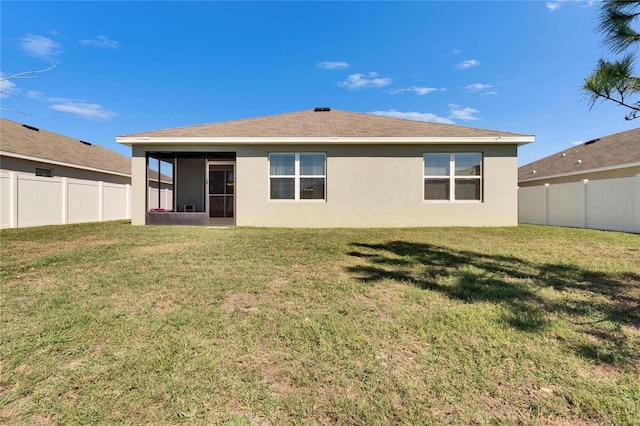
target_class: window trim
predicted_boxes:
[423,152,482,202]
[268,152,326,202]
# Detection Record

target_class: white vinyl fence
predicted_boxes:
[1,171,132,229]
[148,187,173,211]
[518,175,640,233]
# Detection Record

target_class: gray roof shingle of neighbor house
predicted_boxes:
[518,127,640,182]
[1,117,131,176]
[121,109,532,139]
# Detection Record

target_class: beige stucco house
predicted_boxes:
[117,108,534,227]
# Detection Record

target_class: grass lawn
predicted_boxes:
[1,221,639,425]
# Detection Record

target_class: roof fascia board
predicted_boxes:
[518,161,640,183]
[0,151,131,178]
[117,136,534,146]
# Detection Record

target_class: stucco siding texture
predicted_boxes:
[0,156,131,185]
[131,144,519,227]
[233,144,518,228]
[518,165,640,187]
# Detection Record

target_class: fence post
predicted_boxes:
[10,172,18,228]
[582,179,589,229]
[126,184,131,219]
[99,181,104,222]
[636,175,640,234]
[544,183,550,225]
[61,177,69,225]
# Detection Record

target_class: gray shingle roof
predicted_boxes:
[122,109,531,138]
[1,118,131,176]
[518,127,640,182]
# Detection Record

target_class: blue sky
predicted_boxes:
[1,0,637,166]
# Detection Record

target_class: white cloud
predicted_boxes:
[465,83,493,92]
[338,72,391,90]
[387,86,446,95]
[456,59,480,70]
[546,0,596,11]
[46,96,80,103]
[80,35,120,49]
[0,74,19,98]
[20,34,62,59]
[369,109,454,125]
[317,61,349,70]
[546,2,561,11]
[448,104,480,121]
[26,90,45,100]
[482,91,499,96]
[451,49,462,55]
[50,102,118,120]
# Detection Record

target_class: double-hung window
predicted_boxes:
[269,153,326,201]
[424,153,482,201]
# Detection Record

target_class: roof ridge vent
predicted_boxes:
[314,107,331,112]
[79,140,92,146]
[22,124,40,131]
[584,138,599,145]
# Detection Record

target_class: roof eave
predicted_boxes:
[117,136,535,147]
[0,151,131,178]
[518,161,640,183]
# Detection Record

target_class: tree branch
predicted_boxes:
[0,63,59,82]
[0,108,34,116]
[1,63,59,116]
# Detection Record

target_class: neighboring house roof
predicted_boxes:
[518,128,640,183]
[1,118,131,177]
[119,109,533,144]
[147,169,173,184]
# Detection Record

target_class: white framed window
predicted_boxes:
[35,167,53,178]
[269,153,326,201]
[424,153,482,201]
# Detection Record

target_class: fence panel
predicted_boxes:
[148,188,173,210]
[519,176,639,233]
[18,174,64,227]
[0,171,132,229]
[586,177,640,233]
[518,185,547,225]
[68,180,101,224]
[547,182,585,228]
[103,183,130,221]
[0,172,13,228]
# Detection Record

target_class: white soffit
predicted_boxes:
[117,136,535,146]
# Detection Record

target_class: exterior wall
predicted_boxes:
[519,165,640,187]
[0,155,130,185]
[236,144,518,227]
[130,143,519,227]
[131,147,148,225]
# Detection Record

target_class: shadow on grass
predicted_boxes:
[346,241,640,367]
